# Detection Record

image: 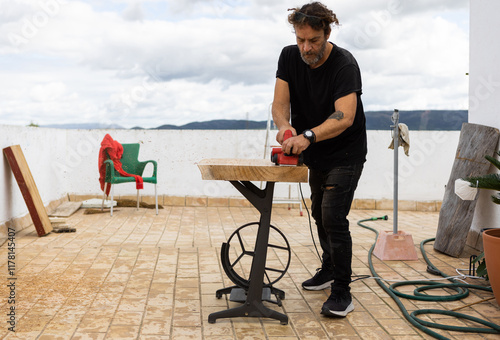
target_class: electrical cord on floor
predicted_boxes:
[299,182,322,262]
[357,217,500,340]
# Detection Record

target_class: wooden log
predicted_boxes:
[197,158,308,183]
[3,145,53,236]
[434,123,500,257]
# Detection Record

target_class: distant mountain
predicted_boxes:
[40,110,468,131]
[153,110,467,130]
[365,110,467,130]
[156,119,267,130]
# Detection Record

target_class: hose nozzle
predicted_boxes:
[371,215,389,221]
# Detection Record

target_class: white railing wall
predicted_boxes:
[1,124,460,227]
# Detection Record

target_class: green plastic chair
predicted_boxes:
[101,143,158,216]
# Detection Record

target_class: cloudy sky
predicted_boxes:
[0,0,469,128]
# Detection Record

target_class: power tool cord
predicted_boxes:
[298,183,322,261]
[357,216,500,339]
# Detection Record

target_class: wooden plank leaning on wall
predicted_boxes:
[3,145,53,236]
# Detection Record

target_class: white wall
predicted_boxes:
[362,130,458,200]
[1,124,459,226]
[469,0,500,231]
[1,125,68,225]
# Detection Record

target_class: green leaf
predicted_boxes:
[464,174,500,191]
[471,252,485,263]
[472,252,489,280]
[476,260,488,280]
[486,154,500,171]
[492,194,500,205]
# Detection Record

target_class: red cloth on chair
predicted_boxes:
[98,134,143,196]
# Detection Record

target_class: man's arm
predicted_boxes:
[272,78,296,144]
[281,92,357,155]
[311,92,357,142]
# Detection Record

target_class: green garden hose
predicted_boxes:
[357,216,500,339]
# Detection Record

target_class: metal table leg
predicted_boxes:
[208,181,288,325]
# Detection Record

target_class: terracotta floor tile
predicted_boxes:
[355,328,393,339]
[262,320,297,337]
[138,335,170,340]
[176,277,200,288]
[348,311,379,327]
[3,331,47,340]
[233,326,266,339]
[172,311,202,327]
[141,319,171,335]
[368,305,403,319]
[118,298,147,312]
[321,317,358,337]
[112,311,144,325]
[76,315,112,333]
[171,326,202,339]
[379,318,419,336]
[107,325,141,338]
[38,335,74,340]
[201,320,234,337]
[1,207,497,339]
[175,286,200,300]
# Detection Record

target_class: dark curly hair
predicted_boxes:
[288,2,339,36]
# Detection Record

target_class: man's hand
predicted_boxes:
[282,134,310,155]
[276,126,297,144]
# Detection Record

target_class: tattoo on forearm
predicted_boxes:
[328,110,344,120]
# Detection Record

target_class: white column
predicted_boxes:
[469,0,500,241]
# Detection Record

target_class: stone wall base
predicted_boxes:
[69,194,443,212]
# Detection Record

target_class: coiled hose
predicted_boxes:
[357,216,500,339]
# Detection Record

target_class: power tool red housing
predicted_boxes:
[271,130,304,166]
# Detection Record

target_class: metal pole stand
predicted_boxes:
[373,109,418,261]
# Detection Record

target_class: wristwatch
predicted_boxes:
[303,129,316,144]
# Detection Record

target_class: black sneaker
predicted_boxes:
[302,268,335,290]
[321,289,354,317]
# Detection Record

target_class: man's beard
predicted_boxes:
[300,40,327,66]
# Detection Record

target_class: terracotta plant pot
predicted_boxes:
[483,228,500,305]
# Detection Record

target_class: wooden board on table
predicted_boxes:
[434,123,500,257]
[198,158,308,183]
[3,145,53,236]
[49,201,82,217]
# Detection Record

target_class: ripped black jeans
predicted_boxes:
[309,163,364,291]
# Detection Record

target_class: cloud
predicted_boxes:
[336,4,469,111]
[122,2,145,21]
[104,78,273,128]
[30,81,68,101]
[0,0,470,128]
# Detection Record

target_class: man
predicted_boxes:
[272,2,367,317]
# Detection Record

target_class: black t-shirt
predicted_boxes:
[276,43,367,170]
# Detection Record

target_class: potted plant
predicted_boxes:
[464,150,500,305]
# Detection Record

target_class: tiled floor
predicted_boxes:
[0,205,499,339]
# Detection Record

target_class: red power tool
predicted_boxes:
[271,130,304,166]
